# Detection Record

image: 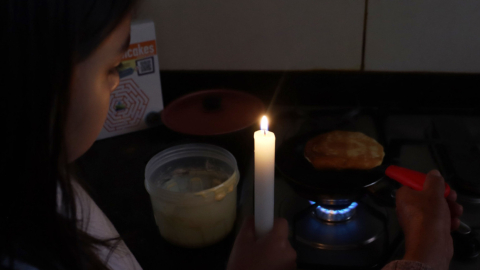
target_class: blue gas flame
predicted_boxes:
[309,201,358,215]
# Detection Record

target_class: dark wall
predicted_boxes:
[160,71,480,112]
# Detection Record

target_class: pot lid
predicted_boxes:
[161,89,265,136]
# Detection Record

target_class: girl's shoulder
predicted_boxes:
[69,180,143,270]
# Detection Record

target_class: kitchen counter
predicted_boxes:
[77,110,480,270]
[76,71,480,269]
[76,125,246,270]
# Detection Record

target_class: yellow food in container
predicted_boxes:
[145,144,240,248]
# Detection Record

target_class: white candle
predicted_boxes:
[254,116,275,238]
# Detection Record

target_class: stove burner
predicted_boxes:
[294,201,385,251]
[310,201,358,222]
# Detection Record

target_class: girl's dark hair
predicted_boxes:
[2,0,137,269]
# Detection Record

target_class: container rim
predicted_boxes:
[144,143,239,202]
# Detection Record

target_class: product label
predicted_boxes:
[122,40,157,61]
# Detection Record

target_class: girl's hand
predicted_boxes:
[227,217,297,270]
[396,170,463,270]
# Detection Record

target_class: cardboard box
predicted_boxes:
[97,20,164,140]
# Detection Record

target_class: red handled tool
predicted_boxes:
[385,165,451,197]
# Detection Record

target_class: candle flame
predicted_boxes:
[261,116,268,132]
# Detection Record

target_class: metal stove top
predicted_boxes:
[237,106,480,270]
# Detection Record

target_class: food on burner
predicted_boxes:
[304,130,384,170]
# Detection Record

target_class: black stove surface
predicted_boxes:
[73,71,480,270]
[239,106,480,270]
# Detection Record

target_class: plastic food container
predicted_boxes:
[145,144,240,248]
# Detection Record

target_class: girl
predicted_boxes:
[3,1,142,269]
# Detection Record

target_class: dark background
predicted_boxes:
[160,71,480,111]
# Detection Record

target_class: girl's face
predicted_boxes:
[65,14,132,162]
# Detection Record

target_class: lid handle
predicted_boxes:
[202,95,222,111]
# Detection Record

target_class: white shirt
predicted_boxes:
[71,182,143,270]
[4,182,143,270]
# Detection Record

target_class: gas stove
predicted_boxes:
[237,106,480,270]
[278,186,400,269]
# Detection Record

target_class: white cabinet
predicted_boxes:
[136,0,365,71]
[365,0,480,73]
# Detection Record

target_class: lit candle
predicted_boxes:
[254,116,275,238]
